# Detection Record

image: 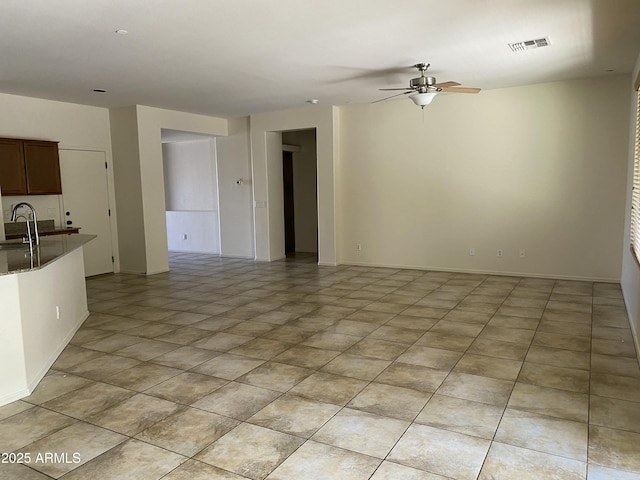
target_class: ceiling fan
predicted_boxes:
[376,63,480,108]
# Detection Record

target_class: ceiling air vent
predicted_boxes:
[508,37,551,53]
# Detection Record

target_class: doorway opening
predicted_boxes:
[161,129,221,255]
[281,129,318,261]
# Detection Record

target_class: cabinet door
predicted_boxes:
[23,140,62,194]
[0,138,27,195]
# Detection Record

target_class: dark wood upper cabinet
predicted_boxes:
[0,138,27,195]
[0,138,61,195]
[23,140,62,194]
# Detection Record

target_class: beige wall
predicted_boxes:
[110,105,228,274]
[1,77,632,284]
[266,131,285,260]
[0,273,26,403]
[621,52,640,359]
[110,106,146,273]
[0,93,112,148]
[20,248,88,387]
[0,247,88,406]
[136,106,227,274]
[216,117,254,258]
[338,75,630,281]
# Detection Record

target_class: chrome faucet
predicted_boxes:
[11,202,40,254]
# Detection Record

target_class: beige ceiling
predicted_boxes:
[1,0,639,118]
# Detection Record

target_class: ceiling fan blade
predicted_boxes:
[379,87,413,91]
[433,81,461,88]
[373,91,413,103]
[438,86,481,94]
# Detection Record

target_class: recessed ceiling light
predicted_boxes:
[306,99,319,104]
[115,29,128,35]
[93,88,107,93]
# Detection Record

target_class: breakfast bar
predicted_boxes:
[0,234,95,406]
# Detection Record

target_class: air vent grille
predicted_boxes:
[509,37,551,53]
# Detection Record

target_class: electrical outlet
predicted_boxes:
[497,249,503,257]
[519,249,526,258]
[469,248,475,256]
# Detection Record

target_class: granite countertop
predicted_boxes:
[4,219,80,239]
[0,234,96,276]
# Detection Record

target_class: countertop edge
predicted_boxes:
[0,234,97,276]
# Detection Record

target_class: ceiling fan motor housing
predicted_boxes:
[410,75,437,92]
[374,62,479,104]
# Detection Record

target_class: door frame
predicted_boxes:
[249,107,336,265]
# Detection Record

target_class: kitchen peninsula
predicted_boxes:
[0,234,95,406]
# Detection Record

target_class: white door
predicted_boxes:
[59,150,114,276]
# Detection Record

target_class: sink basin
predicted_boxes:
[0,239,30,250]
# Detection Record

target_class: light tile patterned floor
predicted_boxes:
[1,252,640,479]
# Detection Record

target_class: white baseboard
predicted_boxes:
[26,310,89,393]
[622,294,640,370]
[0,310,89,408]
[0,388,31,407]
[168,249,220,254]
[340,260,620,283]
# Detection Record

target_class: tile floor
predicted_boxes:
[1,252,640,479]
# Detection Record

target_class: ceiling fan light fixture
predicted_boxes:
[410,91,437,108]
